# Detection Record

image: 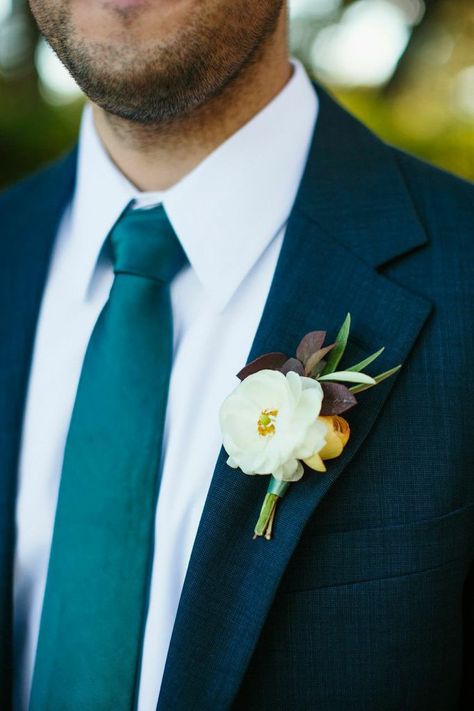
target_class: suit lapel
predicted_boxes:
[157,89,432,710]
[0,151,77,702]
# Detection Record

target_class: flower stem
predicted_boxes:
[265,503,277,540]
[253,493,279,539]
[253,478,291,540]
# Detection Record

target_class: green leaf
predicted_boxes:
[321,313,351,375]
[349,365,402,393]
[318,370,376,385]
[346,347,385,372]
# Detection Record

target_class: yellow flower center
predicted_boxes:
[257,409,278,437]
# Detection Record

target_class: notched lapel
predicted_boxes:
[158,206,432,709]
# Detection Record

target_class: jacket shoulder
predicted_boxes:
[389,146,474,246]
[0,149,77,216]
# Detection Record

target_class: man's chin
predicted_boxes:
[71,0,192,43]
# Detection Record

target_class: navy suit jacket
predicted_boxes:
[1,87,473,710]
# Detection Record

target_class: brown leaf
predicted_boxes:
[296,331,326,365]
[305,344,336,376]
[320,382,357,416]
[311,359,327,378]
[280,358,305,376]
[237,352,288,381]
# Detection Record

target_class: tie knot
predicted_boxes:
[110,204,187,284]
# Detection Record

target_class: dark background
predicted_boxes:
[1,0,473,189]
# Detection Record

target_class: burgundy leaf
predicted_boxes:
[280,358,305,376]
[305,343,336,376]
[237,352,288,381]
[296,330,326,365]
[320,382,357,416]
[311,359,327,378]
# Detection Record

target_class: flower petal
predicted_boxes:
[303,452,327,472]
[273,459,304,482]
[220,369,327,478]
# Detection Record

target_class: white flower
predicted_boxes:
[219,369,327,482]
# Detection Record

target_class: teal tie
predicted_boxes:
[30,204,187,710]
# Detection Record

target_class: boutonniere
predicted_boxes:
[219,314,401,540]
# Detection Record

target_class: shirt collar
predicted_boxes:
[70,58,318,311]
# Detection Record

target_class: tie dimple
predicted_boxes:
[111,204,187,284]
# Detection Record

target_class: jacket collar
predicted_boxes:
[65,58,317,311]
[296,85,427,268]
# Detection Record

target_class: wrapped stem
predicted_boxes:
[254,478,290,540]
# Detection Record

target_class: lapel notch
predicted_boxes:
[296,84,428,269]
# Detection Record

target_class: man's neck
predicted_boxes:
[92,13,292,192]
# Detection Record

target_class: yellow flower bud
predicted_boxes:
[304,415,350,473]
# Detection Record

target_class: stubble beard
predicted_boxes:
[30,1,285,125]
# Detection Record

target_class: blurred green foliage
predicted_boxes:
[0,78,82,188]
[0,0,473,189]
[292,0,474,182]
[333,87,474,182]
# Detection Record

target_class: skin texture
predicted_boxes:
[29,0,291,189]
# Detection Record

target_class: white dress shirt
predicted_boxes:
[13,59,318,710]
